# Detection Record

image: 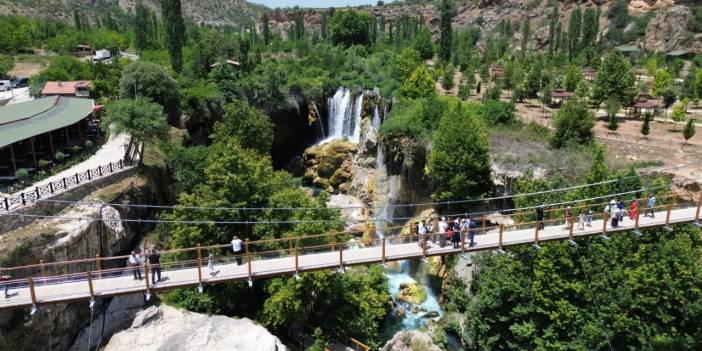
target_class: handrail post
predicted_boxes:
[331,233,336,251]
[143,263,150,291]
[696,193,702,224]
[39,260,45,277]
[633,207,642,236]
[339,238,344,271]
[288,237,293,252]
[294,247,299,273]
[461,227,467,253]
[422,234,428,258]
[95,254,101,272]
[534,222,540,248]
[497,224,504,254]
[87,271,95,299]
[481,215,486,233]
[381,237,386,263]
[27,277,37,306]
[665,204,672,226]
[196,244,203,286]
[245,239,252,283]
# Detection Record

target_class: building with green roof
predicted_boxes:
[0,96,96,177]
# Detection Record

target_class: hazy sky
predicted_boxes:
[249,0,394,8]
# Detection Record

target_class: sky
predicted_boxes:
[249,0,395,8]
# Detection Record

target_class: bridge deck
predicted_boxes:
[0,206,699,310]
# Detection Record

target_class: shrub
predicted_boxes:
[683,119,696,143]
[84,140,93,148]
[14,168,29,179]
[37,159,50,169]
[551,97,596,148]
[70,145,81,153]
[55,151,67,161]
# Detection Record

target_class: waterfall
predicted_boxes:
[351,93,363,143]
[372,105,381,130]
[374,143,389,238]
[319,87,363,144]
[311,103,325,140]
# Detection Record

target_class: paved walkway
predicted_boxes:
[0,133,134,202]
[0,206,698,310]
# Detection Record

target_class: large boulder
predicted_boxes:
[302,140,357,193]
[326,194,369,232]
[644,5,702,53]
[396,281,427,305]
[103,305,286,351]
[381,330,441,351]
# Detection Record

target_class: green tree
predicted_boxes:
[412,26,434,60]
[563,65,583,92]
[548,3,559,54]
[653,69,677,115]
[134,1,152,50]
[160,0,185,72]
[262,13,271,46]
[567,7,582,56]
[581,7,599,50]
[213,100,274,153]
[605,96,621,131]
[119,61,180,123]
[681,70,697,100]
[73,9,82,31]
[551,97,596,148]
[641,111,651,137]
[101,98,168,162]
[395,48,422,83]
[330,11,372,47]
[438,0,454,62]
[429,102,491,203]
[401,66,436,99]
[0,55,14,79]
[521,19,530,54]
[683,119,696,143]
[670,102,686,125]
[480,99,515,125]
[591,51,637,106]
[442,64,455,91]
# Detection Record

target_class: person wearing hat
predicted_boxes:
[417,220,427,248]
[438,217,448,245]
[609,199,619,228]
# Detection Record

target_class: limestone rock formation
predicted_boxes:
[644,5,701,53]
[381,330,442,351]
[396,281,428,305]
[326,194,369,232]
[103,305,286,351]
[302,141,357,193]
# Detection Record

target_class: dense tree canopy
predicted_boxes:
[330,11,372,47]
[551,97,596,148]
[463,225,702,350]
[591,51,637,106]
[212,100,275,153]
[429,102,492,203]
[101,98,168,161]
[401,66,436,99]
[119,61,180,123]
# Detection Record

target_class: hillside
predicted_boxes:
[0,0,267,27]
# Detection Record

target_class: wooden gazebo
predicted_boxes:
[0,97,96,180]
[550,89,574,107]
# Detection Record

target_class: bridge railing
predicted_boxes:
[1,193,700,307]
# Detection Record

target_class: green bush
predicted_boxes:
[84,140,93,148]
[14,168,29,179]
[55,151,66,161]
[37,159,50,169]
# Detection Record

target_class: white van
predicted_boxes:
[0,80,11,92]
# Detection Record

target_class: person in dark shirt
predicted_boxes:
[536,204,545,230]
[148,249,161,284]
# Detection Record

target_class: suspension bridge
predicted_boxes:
[0,193,700,311]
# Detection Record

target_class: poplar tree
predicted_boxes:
[439,0,454,62]
[135,1,151,50]
[581,7,598,50]
[521,20,530,54]
[548,3,559,54]
[262,13,271,45]
[568,7,582,57]
[73,9,82,31]
[160,0,185,72]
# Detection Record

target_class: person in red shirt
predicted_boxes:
[629,198,640,220]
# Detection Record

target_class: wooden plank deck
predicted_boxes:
[0,206,699,310]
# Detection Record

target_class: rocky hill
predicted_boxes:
[263,0,700,53]
[0,0,267,27]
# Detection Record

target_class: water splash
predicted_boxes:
[372,105,381,130]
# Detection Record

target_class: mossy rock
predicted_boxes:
[330,168,352,186]
[316,161,337,178]
[302,169,317,183]
[397,281,427,305]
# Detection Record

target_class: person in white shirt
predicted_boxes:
[437,217,448,244]
[231,236,243,265]
[417,220,427,247]
[127,251,142,280]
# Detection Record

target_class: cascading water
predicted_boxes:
[319,87,363,144]
[311,103,326,141]
[372,105,381,130]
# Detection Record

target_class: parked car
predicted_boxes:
[92,49,111,63]
[0,80,11,92]
[11,77,28,89]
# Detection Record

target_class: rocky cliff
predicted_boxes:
[102,304,286,351]
[0,173,163,351]
[644,5,702,53]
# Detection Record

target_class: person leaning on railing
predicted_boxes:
[231,235,243,265]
